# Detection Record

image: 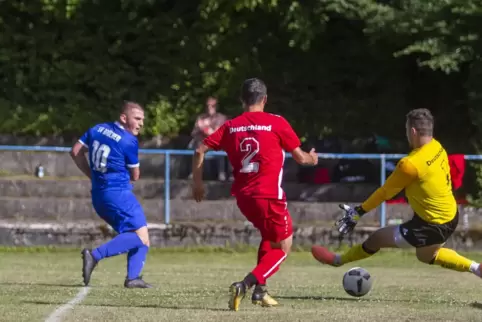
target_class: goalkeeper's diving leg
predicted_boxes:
[312,211,482,278]
[311,225,396,267]
[312,203,389,267]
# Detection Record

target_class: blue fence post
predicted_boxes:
[164,151,170,225]
[380,154,387,227]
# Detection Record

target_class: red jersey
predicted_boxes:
[203,111,301,200]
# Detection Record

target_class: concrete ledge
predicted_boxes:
[0,178,378,201]
[0,196,420,224]
[1,221,481,250]
[3,194,482,227]
[0,151,302,180]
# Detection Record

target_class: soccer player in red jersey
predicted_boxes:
[191,78,318,311]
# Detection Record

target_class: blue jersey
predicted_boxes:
[79,122,139,191]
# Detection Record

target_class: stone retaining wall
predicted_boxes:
[1,177,482,249]
[0,178,378,201]
[1,178,482,225]
[1,222,482,251]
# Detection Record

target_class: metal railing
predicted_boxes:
[1,145,481,226]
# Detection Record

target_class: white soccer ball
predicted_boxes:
[342,267,373,297]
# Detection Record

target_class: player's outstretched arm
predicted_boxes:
[335,160,417,235]
[291,147,318,166]
[359,158,418,214]
[70,142,92,179]
[191,143,209,202]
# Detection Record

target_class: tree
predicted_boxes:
[0,0,477,149]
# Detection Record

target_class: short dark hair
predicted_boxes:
[240,78,267,106]
[406,108,434,136]
[121,101,143,114]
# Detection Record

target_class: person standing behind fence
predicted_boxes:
[189,96,232,181]
[70,101,152,288]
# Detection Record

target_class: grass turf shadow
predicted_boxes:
[277,295,475,306]
[24,300,229,312]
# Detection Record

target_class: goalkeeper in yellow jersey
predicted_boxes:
[312,108,482,278]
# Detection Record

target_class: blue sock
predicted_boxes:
[92,232,143,262]
[127,245,149,280]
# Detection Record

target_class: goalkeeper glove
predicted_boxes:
[335,204,366,236]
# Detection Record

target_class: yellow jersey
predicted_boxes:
[361,139,457,224]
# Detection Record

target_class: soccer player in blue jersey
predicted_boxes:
[70,101,152,288]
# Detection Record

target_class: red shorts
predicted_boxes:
[236,195,293,243]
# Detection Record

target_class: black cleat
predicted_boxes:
[252,284,279,307]
[81,248,97,286]
[228,281,247,311]
[124,276,153,288]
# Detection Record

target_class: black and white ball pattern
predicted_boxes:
[342,267,373,297]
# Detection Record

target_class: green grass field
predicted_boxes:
[1,248,482,322]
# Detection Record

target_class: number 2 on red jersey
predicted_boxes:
[240,137,259,173]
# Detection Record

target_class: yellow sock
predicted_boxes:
[340,244,375,265]
[434,248,475,273]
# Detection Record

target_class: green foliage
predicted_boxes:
[0,0,479,147]
[0,0,409,139]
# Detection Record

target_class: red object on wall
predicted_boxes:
[448,154,465,191]
[313,168,331,184]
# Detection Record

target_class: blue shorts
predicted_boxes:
[92,189,146,233]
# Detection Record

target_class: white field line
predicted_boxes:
[44,287,90,322]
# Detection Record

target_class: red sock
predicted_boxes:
[251,249,287,285]
[257,240,271,264]
[257,240,280,283]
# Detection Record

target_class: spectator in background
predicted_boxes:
[189,96,232,181]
